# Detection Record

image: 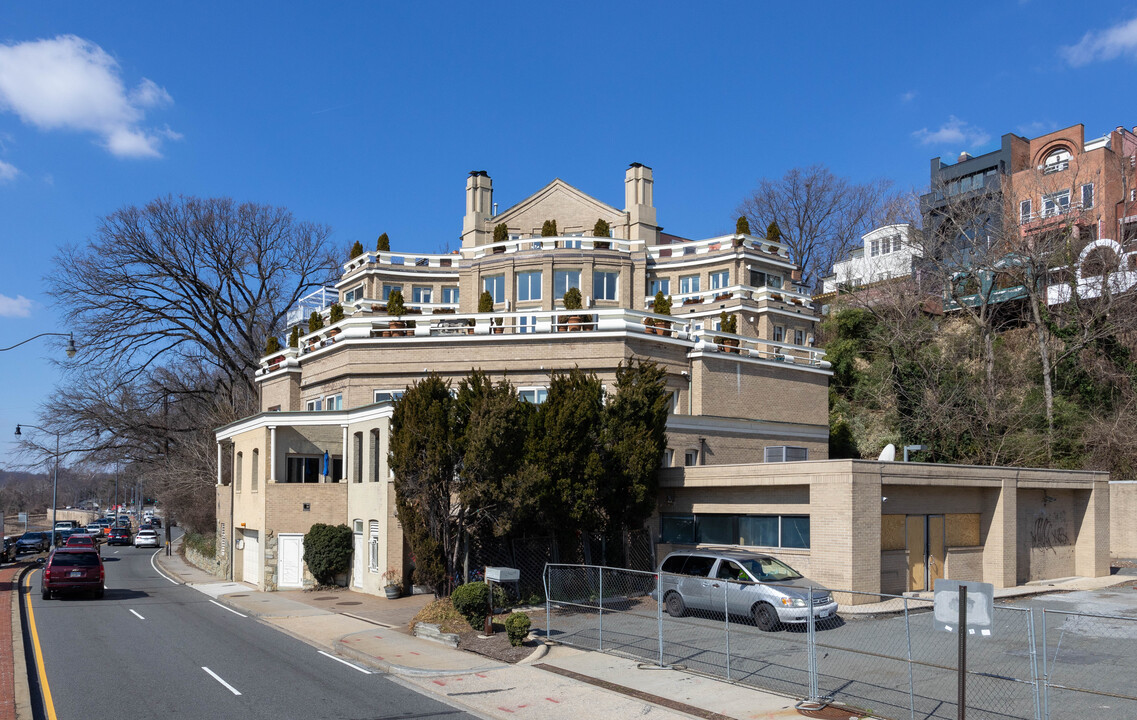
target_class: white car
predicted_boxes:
[133,529,160,548]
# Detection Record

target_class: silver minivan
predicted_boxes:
[658,550,838,631]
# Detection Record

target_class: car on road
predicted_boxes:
[86,523,105,537]
[149,516,162,528]
[134,529,160,548]
[106,527,132,546]
[65,534,99,554]
[41,548,104,599]
[657,550,839,631]
[16,532,49,554]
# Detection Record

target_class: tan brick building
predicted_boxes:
[215,164,830,594]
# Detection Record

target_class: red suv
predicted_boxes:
[42,548,105,599]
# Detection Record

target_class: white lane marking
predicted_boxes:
[150,549,179,584]
[129,609,145,620]
[317,650,372,674]
[210,600,247,617]
[202,666,242,695]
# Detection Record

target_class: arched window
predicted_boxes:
[1043,148,1071,173]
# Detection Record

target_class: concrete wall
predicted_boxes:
[1110,482,1137,558]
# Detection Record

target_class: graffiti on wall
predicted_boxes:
[1030,509,1070,554]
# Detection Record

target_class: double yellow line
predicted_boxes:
[22,569,58,720]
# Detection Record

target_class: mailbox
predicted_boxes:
[485,566,520,583]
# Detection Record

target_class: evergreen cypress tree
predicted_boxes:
[376,232,390,252]
[349,240,364,259]
[736,216,751,235]
[289,326,300,348]
[493,223,508,243]
[766,221,782,243]
[593,219,610,237]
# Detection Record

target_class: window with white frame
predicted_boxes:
[411,286,432,304]
[710,270,729,290]
[235,451,243,492]
[326,394,343,411]
[518,315,539,333]
[650,278,670,296]
[670,391,680,414]
[368,520,380,572]
[484,275,505,303]
[251,449,259,492]
[442,287,459,304]
[517,271,542,302]
[1042,190,1071,217]
[870,239,880,257]
[773,326,784,343]
[684,449,698,466]
[561,238,582,249]
[1020,199,1032,223]
[765,446,808,462]
[518,387,548,404]
[662,449,674,467]
[679,274,700,294]
[554,270,581,300]
[750,269,783,289]
[794,329,805,345]
[1081,183,1094,210]
[305,397,323,412]
[382,284,402,301]
[374,389,405,403]
[343,285,364,304]
[593,271,617,300]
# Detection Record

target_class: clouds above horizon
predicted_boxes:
[912,116,991,150]
[0,293,32,318]
[0,159,16,182]
[1062,15,1137,66]
[0,35,179,158]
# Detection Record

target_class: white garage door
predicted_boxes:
[242,529,260,584]
[278,534,303,588]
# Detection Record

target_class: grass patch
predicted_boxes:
[408,597,474,634]
[182,531,216,559]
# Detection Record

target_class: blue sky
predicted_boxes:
[2,1,1137,466]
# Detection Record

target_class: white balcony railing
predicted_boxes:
[647,284,814,309]
[459,235,644,260]
[285,287,338,326]
[343,251,462,276]
[259,307,829,375]
[647,234,790,262]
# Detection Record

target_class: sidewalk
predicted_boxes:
[1,560,33,720]
[155,544,804,719]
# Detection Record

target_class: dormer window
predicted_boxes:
[1043,148,1071,174]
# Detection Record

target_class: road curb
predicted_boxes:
[11,563,34,720]
[332,636,508,678]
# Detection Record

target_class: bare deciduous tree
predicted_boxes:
[737,165,911,289]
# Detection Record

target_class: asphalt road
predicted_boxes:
[23,536,477,720]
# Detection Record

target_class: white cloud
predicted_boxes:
[0,159,16,182]
[0,35,178,158]
[0,293,32,317]
[900,90,917,103]
[913,116,991,149]
[1061,15,1137,66]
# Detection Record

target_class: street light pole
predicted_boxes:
[0,331,78,357]
[15,423,61,546]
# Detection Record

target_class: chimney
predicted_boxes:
[461,171,493,248]
[958,152,972,163]
[624,163,659,245]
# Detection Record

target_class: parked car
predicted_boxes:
[657,550,838,631]
[41,548,104,599]
[2,536,14,562]
[106,528,132,546]
[16,532,49,554]
[134,529,160,549]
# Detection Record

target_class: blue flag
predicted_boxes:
[322,450,330,477]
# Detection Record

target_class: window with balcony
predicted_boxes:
[326,394,343,411]
[679,275,700,294]
[442,286,459,304]
[518,315,538,333]
[374,390,405,403]
[1043,148,1071,174]
[794,329,805,345]
[773,325,784,342]
[411,286,432,304]
[382,284,402,301]
[285,455,322,483]
[517,271,542,302]
[1020,199,1032,224]
[484,275,505,303]
[650,278,670,296]
[594,271,618,300]
[305,397,323,412]
[662,449,673,467]
[343,285,364,304]
[684,449,698,466]
[561,238,582,249]
[1081,183,1094,210]
[710,270,729,290]
[764,446,808,462]
[749,269,782,289]
[554,270,581,300]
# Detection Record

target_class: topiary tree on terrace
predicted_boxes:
[376,232,390,252]
[736,216,751,235]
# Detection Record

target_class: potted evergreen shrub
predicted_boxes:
[717,311,740,353]
[327,303,345,337]
[734,216,750,247]
[765,221,782,253]
[562,287,584,332]
[541,219,558,237]
[478,290,502,334]
[493,223,508,253]
[349,240,364,259]
[387,290,407,336]
[307,311,324,349]
[288,326,300,349]
[381,569,401,599]
[376,232,390,252]
[593,218,611,249]
[647,291,672,336]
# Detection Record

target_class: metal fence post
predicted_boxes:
[657,570,665,668]
[904,596,915,720]
[1027,607,1041,720]
[1040,610,1049,720]
[807,585,818,701]
[598,566,604,653]
[544,564,551,644]
[724,580,731,682]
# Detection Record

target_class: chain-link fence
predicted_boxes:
[1040,610,1137,720]
[545,564,1137,720]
